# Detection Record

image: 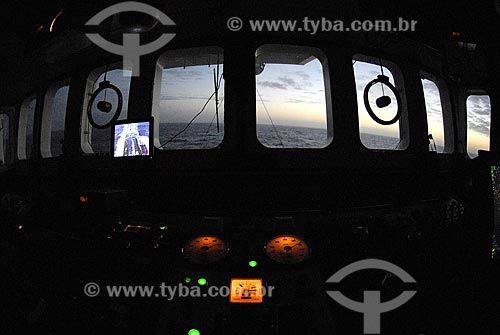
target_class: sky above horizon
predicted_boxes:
[422,79,445,151]
[256,59,327,130]
[159,65,224,125]
[467,95,491,156]
[353,61,400,146]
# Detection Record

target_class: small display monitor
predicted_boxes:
[112,118,153,158]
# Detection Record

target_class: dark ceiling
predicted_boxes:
[0,0,498,102]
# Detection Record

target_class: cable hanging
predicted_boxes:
[159,55,223,149]
[213,53,221,133]
[159,91,216,149]
[379,57,385,96]
[257,89,283,147]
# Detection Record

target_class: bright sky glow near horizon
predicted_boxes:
[256,59,327,130]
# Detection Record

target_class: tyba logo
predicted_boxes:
[326,259,417,334]
[85,1,176,76]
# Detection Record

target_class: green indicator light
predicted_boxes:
[184,277,192,283]
[197,278,207,286]
[188,329,200,335]
[159,224,167,230]
[249,260,258,268]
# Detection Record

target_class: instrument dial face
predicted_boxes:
[182,235,228,264]
[230,278,263,303]
[265,235,310,264]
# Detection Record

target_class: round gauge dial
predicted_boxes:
[182,235,228,264]
[265,235,310,264]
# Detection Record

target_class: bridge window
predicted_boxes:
[421,78,445,152]
[153,47,224,150]
[18,96,36,160]
[467,94,491,157]
[0,114,9,166]
[354,56,407,150]
[82,68,131,154]
[255,45,332,148]
[41,82,69,157]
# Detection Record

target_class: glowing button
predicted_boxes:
[188,329,200,335]
[197,278,207,286]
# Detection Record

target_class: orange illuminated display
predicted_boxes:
[230,278,263,303]
[182,235,228,264]
[265,235,310,264]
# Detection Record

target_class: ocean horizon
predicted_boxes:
[43,123,442,153]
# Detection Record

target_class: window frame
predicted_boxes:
[152,46,226,150]
[253,44,333,149]
[0,112,10,167]
[353,54,409,151]
[420,71,454,154]
[465,90,491,158]
[81,64,131,154]
[17,95,37,160]
[41,79,70,158]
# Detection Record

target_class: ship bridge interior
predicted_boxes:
[1,1,500,334]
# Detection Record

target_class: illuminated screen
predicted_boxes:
[491,166,500,257]
[113,120,151,157]
[230,278,263,303]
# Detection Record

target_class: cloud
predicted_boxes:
[277,76,301,89]
[261,75,312,91]
[259,81,288,90]
[294,71,311,80]
[355,73,382,91]
[426,106,443,121]
[468,118,490,135]
[467,96,491,136]
[286,98,309,103]
[467,96,491,116]
[287,97,316,104]
[304,89,324,95]
[163,69,205,81]
[357,83,367,91]
[160,94,213,101]
[368,70,383,77]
